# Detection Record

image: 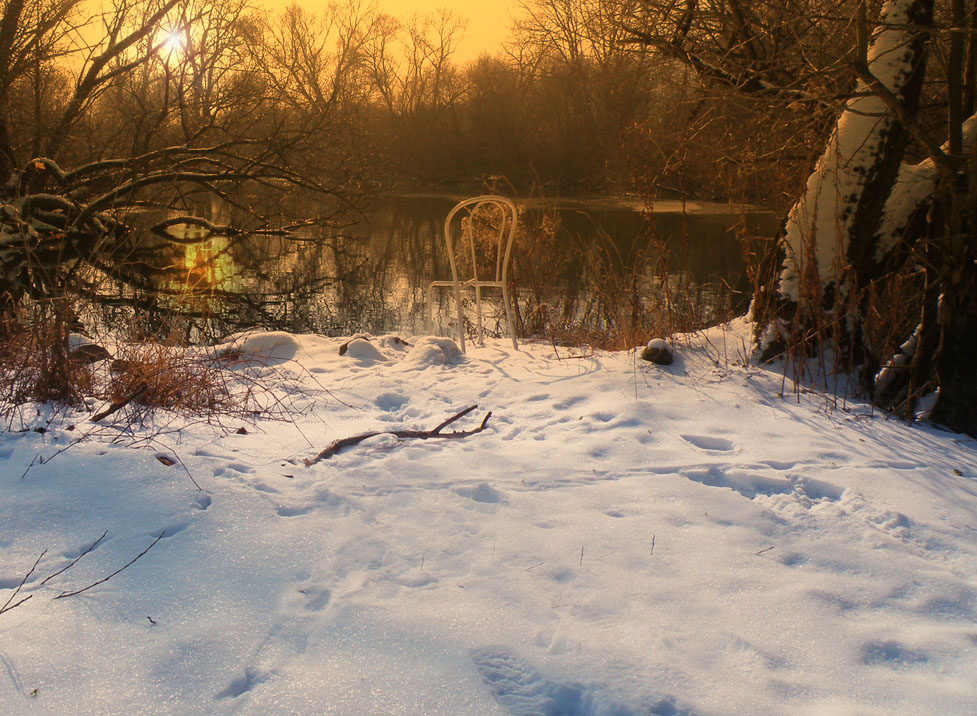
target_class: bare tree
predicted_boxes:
[625,0,977,435]
[0,0,368,312]
[363,7,466,116]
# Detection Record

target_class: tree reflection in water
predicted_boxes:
[85,195,777,344]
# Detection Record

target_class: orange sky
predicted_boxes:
[266,0,520,62]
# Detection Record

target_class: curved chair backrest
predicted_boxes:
[429,195,519,352]
[443,195,518,288]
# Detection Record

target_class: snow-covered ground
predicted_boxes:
[2,321,976,716]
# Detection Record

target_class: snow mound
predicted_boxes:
[471,646,680,716]
[341,338,387,365]
[401,336,465,367]
[226,331,303,364]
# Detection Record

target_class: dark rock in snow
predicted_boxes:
[641,338,673,365]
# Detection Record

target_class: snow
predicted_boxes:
[876,112,977,261]
[777,0,923,303]
[2,320,977,715]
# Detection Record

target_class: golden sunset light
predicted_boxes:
[263,0,519,60]
[5,1,977,712]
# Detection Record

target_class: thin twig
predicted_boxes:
[89,386,148,423]
[431,405,478,433]
[40,531,108,586]
[0,594,32,614]
[19,453,40,480]
[1,550,47,615]
[54,532,165,599]
[148,440,201,490]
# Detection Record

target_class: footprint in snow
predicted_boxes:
[471,646,692,716]
[398,572,438,589]
[192,447,234,460]
[681,466,843,506]
[681,434,735,452]
[682,466,791,499]
[213,462,253,478]
[375,392,409,411]
[156,522,190,539]
[501,426,523,441]
[277,505,313,517]
[780,553,807,568]
[552,395,586,410]
[61,533,110,559]
[215,667,269,699]
[861,641,929,668]
[298,586,331,611]
[456,482,505,504]
[920,589,977,620]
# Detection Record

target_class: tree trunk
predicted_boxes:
[753,0,935,358]
[931,262,977,433]
[751,0,977,435]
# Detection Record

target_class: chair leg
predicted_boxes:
[452,283,466,353]
[474,285,484,346]
[501,283,518,349]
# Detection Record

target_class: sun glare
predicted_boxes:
[161,28,185,56]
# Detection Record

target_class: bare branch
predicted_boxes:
[49,0,183,155]
[40,531,108,585]
[54,531,165,599]
[305,405,492,465]
[0,549,47,616]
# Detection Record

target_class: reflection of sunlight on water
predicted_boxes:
[176,237,237,298]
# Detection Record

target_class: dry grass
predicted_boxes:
[0,301,274,427]
[0,301,92,408]
[105,340,240,415]
[506,203,737,352]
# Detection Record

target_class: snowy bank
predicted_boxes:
[2,321,976,715]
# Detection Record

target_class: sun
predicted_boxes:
[160,27,185,57]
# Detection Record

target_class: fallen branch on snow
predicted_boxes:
[89,386,148,423]
[304,405,492,466]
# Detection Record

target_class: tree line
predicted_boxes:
[1,0,805,203]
